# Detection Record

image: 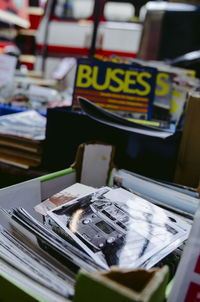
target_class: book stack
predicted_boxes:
[0,110,46,168]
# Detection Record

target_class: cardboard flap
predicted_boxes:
[71,141,115,187]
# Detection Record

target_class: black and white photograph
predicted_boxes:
[48,186,191,270]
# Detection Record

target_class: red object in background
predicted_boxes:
[29,13,42,30]
[28,6,44,30]
[184,282,200,302]
[195,255,200,274]
[19,59,35,70]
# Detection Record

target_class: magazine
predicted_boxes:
[47,186,191,270]
[73,57,157,120]
[78,96,174,138]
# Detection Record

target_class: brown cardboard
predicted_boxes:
[174,92,200,187]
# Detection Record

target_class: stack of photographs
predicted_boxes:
[1,207,104,272]
[0,184,192,300]
[0,206,106,301]
[0,225,73,302]
[46,186,191,270]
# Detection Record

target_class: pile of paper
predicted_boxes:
[0,110,46,168]
[45,186,191,270]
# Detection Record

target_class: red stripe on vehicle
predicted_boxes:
[36,44,137,58]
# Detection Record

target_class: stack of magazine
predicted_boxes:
[0,183,193,300]
[0,110,46,168]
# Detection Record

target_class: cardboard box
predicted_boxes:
[0,142,169,301]
[74,267,169,302]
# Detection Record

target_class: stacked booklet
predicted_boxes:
[0,110,46,168]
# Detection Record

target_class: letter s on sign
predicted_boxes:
[155,73,169,96]
[136,72,151,96]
